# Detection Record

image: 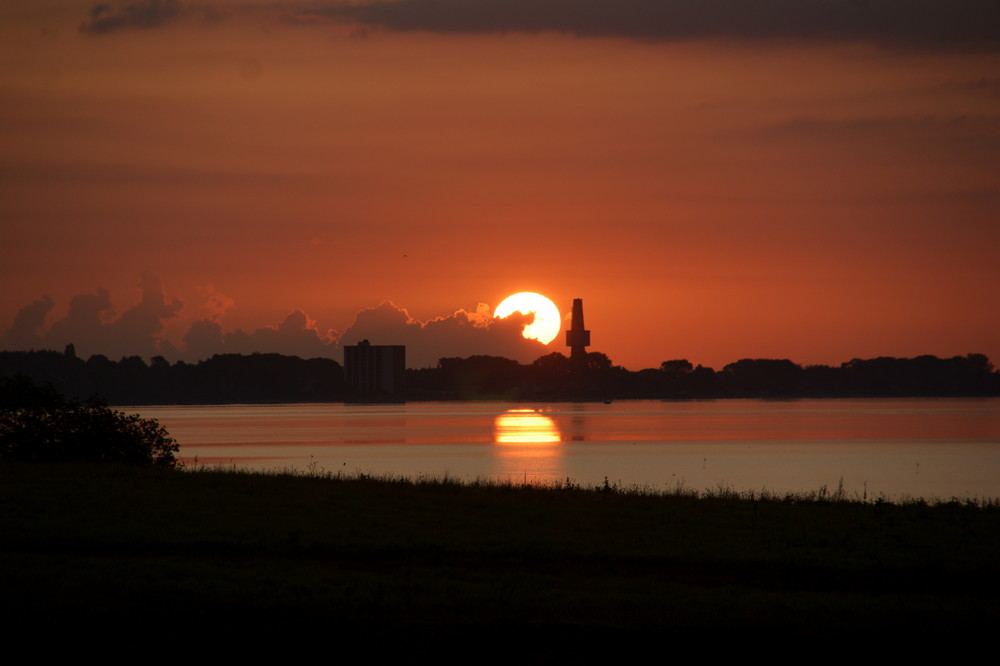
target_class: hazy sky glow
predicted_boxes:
[1,1,998,369]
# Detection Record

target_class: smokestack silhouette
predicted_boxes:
[565,298,590,362]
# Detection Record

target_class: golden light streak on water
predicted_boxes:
[494,409,561,446]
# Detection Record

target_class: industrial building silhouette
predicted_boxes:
[565,298,590,362]
[344,339,405,398]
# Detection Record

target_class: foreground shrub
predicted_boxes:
[0,375,179,468]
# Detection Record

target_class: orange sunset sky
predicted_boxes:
[1,1,998,370]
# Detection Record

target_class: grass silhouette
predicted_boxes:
[2,462,998,645]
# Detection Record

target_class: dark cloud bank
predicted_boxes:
[32,273,183,360]
[78,0,999,50]
[339,301,547,367]
[0,274,549,368]
[80,0,180,34]
[315,0,1000,50]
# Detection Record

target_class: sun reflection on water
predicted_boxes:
[493,409,564,482]
[494,409,561,446]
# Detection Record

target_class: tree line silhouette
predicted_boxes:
[1,345,997,404]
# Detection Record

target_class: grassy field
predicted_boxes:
[2,462,999,649]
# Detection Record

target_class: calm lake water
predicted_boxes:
[134,398,1000,501]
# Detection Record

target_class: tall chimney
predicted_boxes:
[565,298,590,362]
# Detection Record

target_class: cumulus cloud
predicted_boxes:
[106,271,185,357]
[181,318,226,360]
[80,0,181,35]
[42,288,116,355]
[3,281,553,367]
[197,283,235,323]
[226,310,336,357]
[181,308,338,361]
[41,272,184,359]
[339,300,548,368]
[324,0,1000,50]
[0,295,54,350]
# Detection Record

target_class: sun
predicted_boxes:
[494,292,562,345]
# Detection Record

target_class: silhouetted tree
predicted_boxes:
[657,359,696,397]
[0,375,179,467]
[531,352,568,372]
[527,352,574,395]
[687,364,719,396]
[435,355,523,397]
[838,354,997,396]
[721,359,803,396]
[660,359,694,375]
[586,352,612,371]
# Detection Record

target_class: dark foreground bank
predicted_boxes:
[2,464,999,649]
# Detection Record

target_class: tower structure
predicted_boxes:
[565,298,590,362]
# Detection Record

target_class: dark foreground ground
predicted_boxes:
[2,463,999,653]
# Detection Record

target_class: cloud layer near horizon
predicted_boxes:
[79,0,1000,50]
[80,0,180,34]
[339,301,548,367]
[0,275,551,368]
[341,0,999,49]
[15,272,185,360]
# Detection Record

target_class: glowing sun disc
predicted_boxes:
[494,292,561,344]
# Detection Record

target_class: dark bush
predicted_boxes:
[0,375,179,468]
